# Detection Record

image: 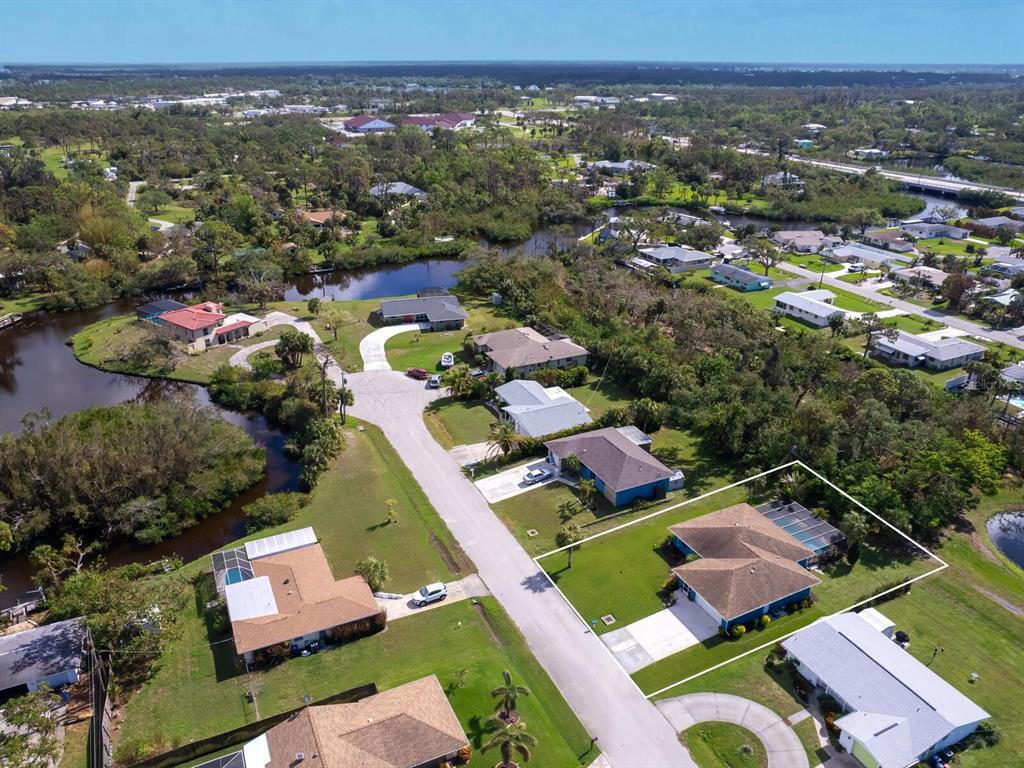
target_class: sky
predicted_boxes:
[1,0,1022,67]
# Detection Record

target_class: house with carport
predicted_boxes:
[544,425,682,506]
[783,611,989,768]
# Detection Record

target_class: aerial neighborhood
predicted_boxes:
[0,24,1021,768]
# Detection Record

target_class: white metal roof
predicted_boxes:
[858,607,895,634]
[242,733,272,768]
[225,576,278,622]
[244,527,317,560]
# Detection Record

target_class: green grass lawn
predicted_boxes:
[724,286,788,312]
[566,376,634,419]
[783,253,844,273]
[58,721,90,768]
[826,286,886,313]
[425,397,496,449]
[0,290,48,315]
[148,201,196,224]
[268,297,383,372]
[680,722,768,768]
[791,718,829,767]
[117,598,595,768]
[384,298,512,372]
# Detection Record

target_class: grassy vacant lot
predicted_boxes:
[148,201,196,224]
[267,297,383,372]
[118,598,595,768]
[654,486,1023,768]
[680,722,767,768]
[783,252,844,273]
[424,397,495,449]
[566,375,634,419]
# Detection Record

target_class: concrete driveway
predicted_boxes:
[658,693,808,768]
[376,574,489,621]
[359,322,430,370]
[474,459,559,503]
[601,591,721,673]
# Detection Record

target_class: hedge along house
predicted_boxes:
[212,527,384,664]
[782,612,989,768]
[667,503,822,633]
[544,425,682,506]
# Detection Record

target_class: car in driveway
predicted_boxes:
[522,467,552,485]
[428,374,442,388]
[412,582,447,606]
[406,367,430,380]
[440,352,455,368]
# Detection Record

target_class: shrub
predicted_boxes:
[965,721,1001,749]
[244,492,308,533]
[731,624,747,637]
[527,364,590,388]
[759,615,772,629]
[326,610,386,644]
[254,642,291,667]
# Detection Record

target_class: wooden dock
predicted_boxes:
[0,312,24,330]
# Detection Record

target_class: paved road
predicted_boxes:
[126,180,144,206]
[343,369,694,768]
[358,322,429,370]
[376,574,489,621]
[775,261,1024,351]
[657,693,808,768]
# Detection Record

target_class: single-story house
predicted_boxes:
[343,114,396,133]
[375,290,467,331]
[544,425,680,506]
[782,611,989,768]
[136,298,187,323]
[979,288,1022,307]
[157,301,227,349]
[1000,361,1024,384]
[862,230,915,253]
[473,327,588,376]
[495,379,592,437]
[900,220,969,240]
[762,171,804,187]
[825,243,914,270]
[402,112,475,131]
[773,289,845,327]
[851,148,889,160]
[770,230,842,253]
[226,675,468,768]
[214,527,383,663]
[889,265,950,288]
[668,503,821,633]
[872,330,985,371]
[587,159,655,174]
[710,263,773,291]
[801,123,827,133]
[638,245,715,273]
[573,95,620,106]
[971,216,1024,233]
[984,262,1024,279]
[299,209,347,228]
[0,618,88,695]
[369,181,427,200]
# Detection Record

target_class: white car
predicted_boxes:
[412,582,448,607]
[440,352,455,368]
[428,374,442,388]
[522,468,552,485]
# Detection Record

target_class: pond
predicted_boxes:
[986,511,1024,570]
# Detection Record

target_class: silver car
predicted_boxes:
[412,582,447,606]
[523,467,552,485]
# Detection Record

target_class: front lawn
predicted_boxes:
[782,253,844,273]
[565,376,634,419]
[116,598,595,768]
[425,397,496,449]
[680,722,768,768]
[385,297,512,372]
[826,286,886,313]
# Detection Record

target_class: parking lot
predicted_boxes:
[474,459,559,503]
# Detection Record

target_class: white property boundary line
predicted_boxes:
[532,460,948,700]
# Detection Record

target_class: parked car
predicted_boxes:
[412,582,447,606]
[523,467,552,485]
[440,352,455,368]
[847,263,865,273]
[470,368,486,378]
[428,374,442,388]
[406,367,430,380]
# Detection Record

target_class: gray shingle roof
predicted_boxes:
[711,263,770,285]
[378,296,467,324]
[1001,361,1024,383]
[783,613,988,768]
[369,182,425,197]
[545,426,672,493]
[0,618,86,692]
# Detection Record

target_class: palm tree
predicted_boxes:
[483,717,537,768]
[491,670,530,722]
[556,524,584,568]
[487,420,526,458]
[577,478,597,508]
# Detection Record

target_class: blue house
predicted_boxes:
[668,503,820,632]
[710,263,773,291]
[544,426,679,507]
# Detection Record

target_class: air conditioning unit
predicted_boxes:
[295,753,304,762]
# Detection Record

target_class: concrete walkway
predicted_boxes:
[358,322,429,370]
[448,441,490,466]
[343,369,693,767]
[376,574,489,621]
[227,312,326,370]
[658,693,808,768]
[776,260,1024,350]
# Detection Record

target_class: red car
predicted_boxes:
[406,367,430,380]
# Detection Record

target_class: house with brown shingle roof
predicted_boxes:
[230,675,468,768]
[668,503,820,632]
[544,426,681,506]
[472,327,588,376]
[214,528,384,663]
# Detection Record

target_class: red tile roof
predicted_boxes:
[215,320,252,336]
[345,115,385,129]
[159,306,225,331]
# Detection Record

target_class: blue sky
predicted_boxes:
[1,0,1021,66]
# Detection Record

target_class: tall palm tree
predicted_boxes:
[491,670,530,722]
[483,717,537,768]
[487,420,526,458]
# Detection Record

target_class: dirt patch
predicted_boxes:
[430,532,471,575]
[967,529,1003,565]
[472,601,503,646]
